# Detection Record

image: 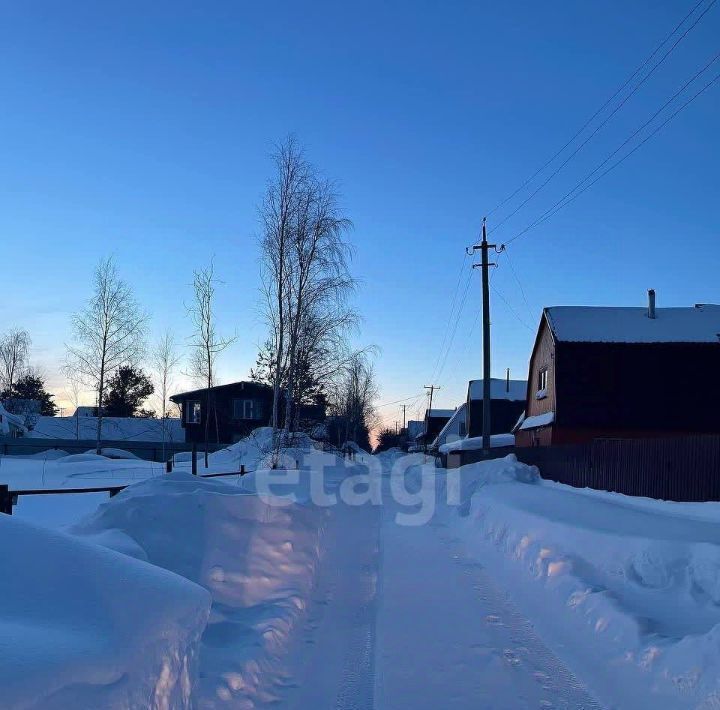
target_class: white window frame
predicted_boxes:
[536,368,548,399]
[185,400,201,424]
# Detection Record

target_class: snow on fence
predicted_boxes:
[0,468,248,515]
[448,434,720,502]
[519,435,720,502]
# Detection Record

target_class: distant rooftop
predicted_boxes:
[426,408,455,418]
[468,378,527,401]
[545,304,720,344]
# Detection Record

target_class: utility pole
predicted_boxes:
[471,218,501,455]
[423,385,440,453]
[401,404,407,430]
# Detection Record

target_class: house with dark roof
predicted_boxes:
[170,381,325,444]
[516,293,720,447]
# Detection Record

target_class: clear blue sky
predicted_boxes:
[1,0,718,423]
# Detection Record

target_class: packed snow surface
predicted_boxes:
[545,304,720,343]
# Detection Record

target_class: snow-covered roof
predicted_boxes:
[0,403,26,434]
[468,378,527,401]
[518,411,555,430]
[426,409,455,419]
[431,403,467,448]
[545,305,720,344]
[439,433,515,454]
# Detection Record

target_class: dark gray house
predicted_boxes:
[171,381,273,444]
[170,381,326,444]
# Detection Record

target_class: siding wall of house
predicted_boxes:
[525,318,557,419]
[517,318,557,446]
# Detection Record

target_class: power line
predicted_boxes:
[434,269,474,383]
[505,68,720,246]
[502,247,534,322]
[491,283,535,332]
[428,251,470,383]
[486,0,716,225]
[376,392,426,408]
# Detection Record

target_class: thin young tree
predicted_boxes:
[66,257,148,454]
[0,328,31,395]
[62,369,84,439]
[188,262,235,467]
[152,329,182,460]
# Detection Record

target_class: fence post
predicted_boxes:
[240,464,245,476]
[0,484,12,515]
[191,443,197,476]
[166,458,173,474]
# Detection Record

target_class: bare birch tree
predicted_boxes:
[259,136,356,449]
[0,328,31,395]
[188,262,235,467]
[259,136,309,437]
[66,257,148,454]
[152,329,182,459]
[282,176,354,435]
[328,352,378,450]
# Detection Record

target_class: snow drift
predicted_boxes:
[443,454,720,709]
[70,470,329,707]
[0,513,210,710]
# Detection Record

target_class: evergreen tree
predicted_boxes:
[374,427,400,453]
[103,365,154,418]
[1,372,58,417]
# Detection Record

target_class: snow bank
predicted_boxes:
[0,513,210,709]
[87,447,141,460]
[444,456,720,708]
[70,470,329,706]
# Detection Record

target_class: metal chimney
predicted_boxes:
[648,289,656,319]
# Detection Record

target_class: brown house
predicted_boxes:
[516,295,720,447]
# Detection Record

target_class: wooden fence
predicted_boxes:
[0,467,248,515]
[449,435,720,502]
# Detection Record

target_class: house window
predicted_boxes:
[233,399,263,421]
[537,368,548,398]
[185,400,201,424]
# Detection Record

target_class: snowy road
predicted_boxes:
[278,500,380,710]
[275,471,603,709]
[375,502,603,709]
